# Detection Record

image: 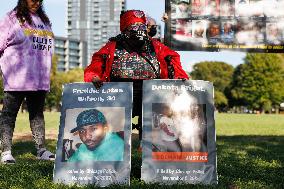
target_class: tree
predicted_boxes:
[214,91,228,108]
[45,55,84,111]
[230,53,284,113]
[45,55,60,111]
[190,61,234,111]
[277,54,284,70]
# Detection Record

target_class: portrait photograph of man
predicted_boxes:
[62,108,125,162]
[221,21,235,43]
[207,21,221,44]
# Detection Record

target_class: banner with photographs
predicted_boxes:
[141,80,217,184]
[53,82,132,187]
[165,0,284,53]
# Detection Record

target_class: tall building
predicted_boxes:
[67,0,125,65]
[54,36,87,72]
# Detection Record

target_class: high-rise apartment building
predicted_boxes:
[54,36,87,72]
[67,0,125,65]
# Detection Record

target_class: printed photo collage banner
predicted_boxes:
[165,0,284,52]
[53,81,217,186]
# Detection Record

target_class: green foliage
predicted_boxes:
[190,61,234,92]
[230,54,284,112]
[277,54,284,69]
[190,61,234,111]
[45,56,84,110]
[214,91,228,108]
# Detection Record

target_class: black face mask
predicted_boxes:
[148,26,157,37]
[124,30,148,49]
[129,30,147,41]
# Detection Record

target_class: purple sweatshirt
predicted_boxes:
[0,11,54,91]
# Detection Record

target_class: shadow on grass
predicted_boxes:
[217,135,284,189]
[0,136,283,189]
[12,139,57,157]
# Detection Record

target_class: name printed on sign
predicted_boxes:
[152,85,205,92]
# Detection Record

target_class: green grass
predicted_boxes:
[14,112,60,134]
[216,113,284,136]
[0,113,283,189]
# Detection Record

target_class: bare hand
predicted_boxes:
[162,13,168,22]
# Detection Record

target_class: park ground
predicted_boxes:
[0,113,283,189]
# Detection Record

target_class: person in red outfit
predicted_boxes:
[84,10,188,139]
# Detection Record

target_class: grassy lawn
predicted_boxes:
[0,113,283,189]
[13,112,60,139]
[216,113,284,136]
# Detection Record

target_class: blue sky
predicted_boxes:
[0,0,246,71]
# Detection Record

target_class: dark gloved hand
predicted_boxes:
[91,76,103,89]
[178,77,187,82]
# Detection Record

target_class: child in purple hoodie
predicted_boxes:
[0,0,54,164]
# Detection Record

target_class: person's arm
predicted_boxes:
[84,42,113,88]
[84,53,106,89]
[161,13,169,22]
[0,13,14,54]
[84,52,105,82]
[161,44,189,80]
[171,52,190,80]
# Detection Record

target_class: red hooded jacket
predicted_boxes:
[84,39,189,82]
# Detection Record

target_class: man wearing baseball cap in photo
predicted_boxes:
[67,109,124,162]
[84,10,189,140]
